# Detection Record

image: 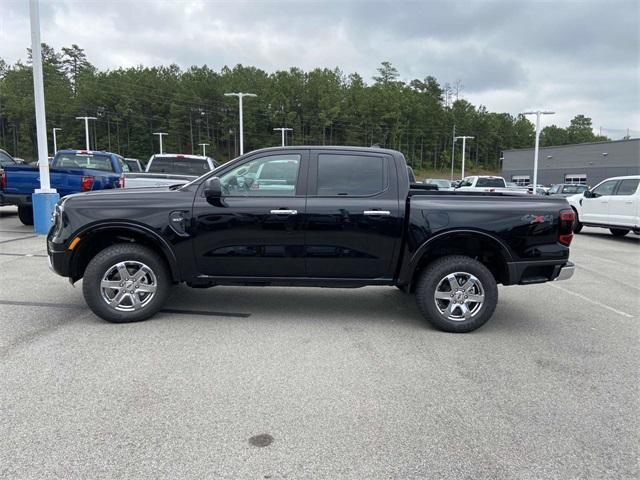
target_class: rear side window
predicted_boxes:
[0,151,15,167]
[317,154,386,196]
[562,185,587,194]
[615,179,639,195]
[55,153,114,172]
[476,178,505,188]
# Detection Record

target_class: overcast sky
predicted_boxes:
[2,0,639,135]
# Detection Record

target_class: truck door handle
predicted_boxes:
[270,209,297,215]
[363,210,391,216]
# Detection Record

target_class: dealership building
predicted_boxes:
[501,138,640,187]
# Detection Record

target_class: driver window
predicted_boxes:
[219,154,301,197]
[591,180,617,197]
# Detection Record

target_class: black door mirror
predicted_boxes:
[583,190,593,198]
[204,177,222,198]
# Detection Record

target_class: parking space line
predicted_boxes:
[0,252,48,258]
[548,283,635,318]
[0,235,38,244]
[0,300,251,318]
[0,230,35,234]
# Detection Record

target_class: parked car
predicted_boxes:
[455,175,529,195]
[548,184,589,197]
[124,158,143,172]
[123,154,218,188]
[0,149,128,225]
[424,178,453,191]
[48,146,575,333]
[567,175,639,236]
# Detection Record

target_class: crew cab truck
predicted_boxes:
[568,175,639,236]
[456,175,529,195]
[123,154,218,189]
[0,150,127,225]
[47,147,576,332]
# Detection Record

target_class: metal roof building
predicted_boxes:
[501,138,640,187]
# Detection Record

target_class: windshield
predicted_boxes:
[55,153,114,172]
[148,156,211,175]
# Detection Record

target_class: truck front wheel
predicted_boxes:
[415,255,498,333]
[82,243,171,323]
[17,205,34,225]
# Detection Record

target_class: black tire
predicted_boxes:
[571,208,583,233]
[610,228,630,237]
[415,255,498,333]
[17,205,34,225]
[82,243,171,323]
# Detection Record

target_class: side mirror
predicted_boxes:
[204,177,222,198]
[583,190,593,198]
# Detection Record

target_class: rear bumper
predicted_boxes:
[506,260,574,285]
[0,193,31,207]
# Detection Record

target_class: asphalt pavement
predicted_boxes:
[1,205,638,479]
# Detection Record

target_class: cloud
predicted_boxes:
[1,0,638,132]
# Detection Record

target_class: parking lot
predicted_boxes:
[0,205,638,479]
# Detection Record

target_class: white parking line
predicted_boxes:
[549,283,635,319]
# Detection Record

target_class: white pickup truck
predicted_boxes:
[568,175,639,236]
[123,154,218,188]
[455,175,530,195]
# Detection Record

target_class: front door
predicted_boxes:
[192,150,308,277]
[582,179,618,224]
[304,150,403,279]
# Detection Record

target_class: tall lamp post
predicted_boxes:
[224,92,257,155]
[273,127,293,146]
[76,116,97,150]
[153,132,167,154]
[455,136,474,179]
[52,127,61,154]
[521,110,555,191]
[198,142,210,157]
[29,0,59,234]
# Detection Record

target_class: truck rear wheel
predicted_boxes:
[415,255,498,333]
[82,243,171,323]
[17,205,34,225]
[610,228,629,237]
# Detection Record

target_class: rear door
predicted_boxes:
[191,150,308,277]
[304,150,402,279]
[582,179,619,223]
[608,178,639,227]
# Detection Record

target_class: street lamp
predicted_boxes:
[455,135,474,179]
[52,127,61,153]
[273,127,293,146]
[224,92,257,155]
[198,142,210,157]
[153,132,167,154]
[76,116,97,150]
[521,110,555,191]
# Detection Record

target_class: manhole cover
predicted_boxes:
[249,433,274,447]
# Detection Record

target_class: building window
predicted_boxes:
[511,175,530,186]
[565,174,587,185]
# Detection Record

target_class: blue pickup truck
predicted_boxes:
[0,150,128,225]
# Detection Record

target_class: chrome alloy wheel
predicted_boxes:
[433,272,485,321]
[100,261,158,312]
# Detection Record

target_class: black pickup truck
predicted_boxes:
[47,146,575,332]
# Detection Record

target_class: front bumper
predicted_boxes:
[47,239,72,277]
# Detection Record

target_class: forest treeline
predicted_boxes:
[0,44,608,168]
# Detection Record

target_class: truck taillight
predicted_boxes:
[0,170,5,190]
[81,175,95,192]
[118,175,125,188]
[559,209,575,246]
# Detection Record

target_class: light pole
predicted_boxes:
[153,132,167,154]
[52,127,61,154]
[273,127,293,146]
[198,142,210,157]
[455,136,474,179]
[76,116,97,150]
[224,92,256,155]
[29,0,58,234]
[450,125,456,181]
[521,110,555,191]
